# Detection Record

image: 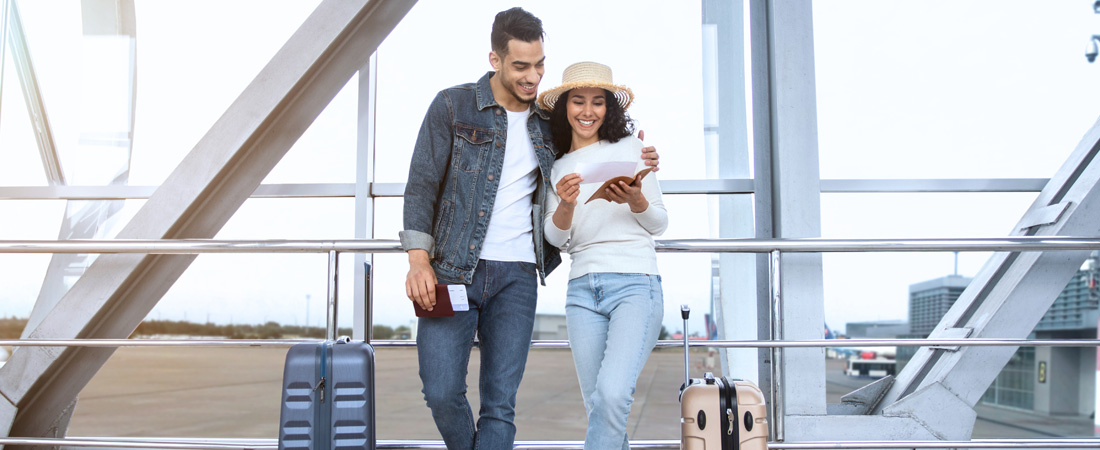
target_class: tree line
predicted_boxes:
[0,317,413,340]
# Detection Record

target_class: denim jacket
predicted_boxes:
[400,71,562,285]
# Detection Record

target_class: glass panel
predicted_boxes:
[144,197,355,327]
[0,200,66,319]
[814,2,1099,179]
[0,48,47,186]
[371,197,415,332]
[14,0,135,186]
[822,192,1036,333]
[9,1,332,187]
[65,198,356,438]
[373,0,705,183]
[980,346,1036,410]
[126,0,321,185]
[262,74,358,184]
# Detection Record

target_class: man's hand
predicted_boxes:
[406,249,437,311]
[639,130,659,172]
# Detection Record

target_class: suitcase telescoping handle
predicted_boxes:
[681,304,690,389]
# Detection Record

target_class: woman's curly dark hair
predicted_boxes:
[550,88,636,159]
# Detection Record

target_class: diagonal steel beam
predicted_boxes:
[0,0,414,441]
[768,122,1100,443]
[879,115,1100,407]
[869,115,1100,425]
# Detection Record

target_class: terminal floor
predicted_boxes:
[60,346,1094,440]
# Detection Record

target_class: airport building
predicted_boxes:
[845,320,908,339]
[899,262,1099,416]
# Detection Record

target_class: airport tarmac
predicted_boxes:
[66,345,688,440]
[62,345,1094,441]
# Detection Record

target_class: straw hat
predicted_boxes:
[537,61,634,111]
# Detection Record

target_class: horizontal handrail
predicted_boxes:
[0,239,404,254]
[0,177,1054,201]
[3,236,1100,254]
[3,437,1099,449]
[771,440,1100,449]
[1,338,1098,349]
[0,437,272,449]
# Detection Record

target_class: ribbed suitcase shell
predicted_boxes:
[279,340,375,450]
[680,373,768,450]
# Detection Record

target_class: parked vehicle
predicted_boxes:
[843,357,897,378]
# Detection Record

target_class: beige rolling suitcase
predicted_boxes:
[678,305,768,450]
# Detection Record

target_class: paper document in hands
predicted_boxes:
[574,161,639,184]
[585,167,653,204]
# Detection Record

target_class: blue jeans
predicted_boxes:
[418,259,538,450]
[566,273,663,450]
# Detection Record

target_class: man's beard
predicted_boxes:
[506,84,536,106]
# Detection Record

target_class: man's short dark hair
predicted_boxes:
[491,7,545,56]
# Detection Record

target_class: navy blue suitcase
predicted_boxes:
[279,337,376,450]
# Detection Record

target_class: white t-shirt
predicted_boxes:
[544,136,668,280]
[480,109,538,263]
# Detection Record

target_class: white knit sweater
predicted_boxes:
[544,136,668,280]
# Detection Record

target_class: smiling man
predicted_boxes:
[400,7,655,448]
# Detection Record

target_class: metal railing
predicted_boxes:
[1,237,1099,449]
[3,437,1100,449]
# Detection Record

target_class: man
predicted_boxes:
[400,7,658,448]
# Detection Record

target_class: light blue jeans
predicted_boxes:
[566,273,663,450]
[417,259,538,450]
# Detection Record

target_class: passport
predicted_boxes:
[412,284,468,317]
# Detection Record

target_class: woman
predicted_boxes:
[538,61,668,450]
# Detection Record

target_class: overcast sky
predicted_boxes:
[2,1,1100,336]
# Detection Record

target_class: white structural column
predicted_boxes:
[747,0,775,399]
[0,0,414,440]
[751,0,975,442]
[755,0,827,427]
[703,0,759,382]
[353,53,379,341]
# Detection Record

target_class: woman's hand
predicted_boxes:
[606,174,649,213]
[555,173,583,207]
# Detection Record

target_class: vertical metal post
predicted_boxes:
[327,250,339,341]
[364,262,372,342]
[1095,315,1099,436]
[769,249,784,442]
[682,305,691,387]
